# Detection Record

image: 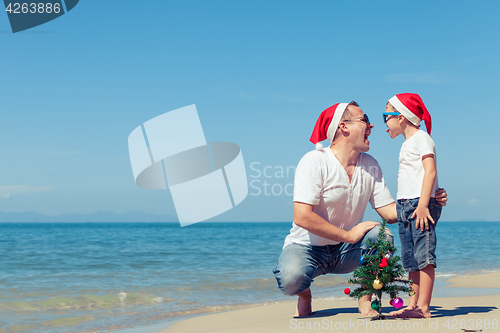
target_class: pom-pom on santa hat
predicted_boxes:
[388,93,432,135]
[310,103,349,150]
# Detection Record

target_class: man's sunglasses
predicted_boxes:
[382,112,400,123]
[343,114,371,125]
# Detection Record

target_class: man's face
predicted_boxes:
[344,106,373,152]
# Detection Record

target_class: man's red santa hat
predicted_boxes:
[388,93,432,135]
[310,103,349,150]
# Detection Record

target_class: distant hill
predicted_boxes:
[0,211,178,223]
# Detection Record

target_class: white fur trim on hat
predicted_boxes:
[388,96,420,126]
[326,103,348,143]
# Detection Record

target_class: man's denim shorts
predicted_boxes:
[273,225,393,296]
[397,197,442,272]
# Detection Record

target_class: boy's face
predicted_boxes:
[385,104,403,139]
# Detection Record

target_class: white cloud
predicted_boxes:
[385,73,451,84]
[468,199,479,205]
[0,185,56,199]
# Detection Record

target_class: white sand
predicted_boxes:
[162,272,500,333]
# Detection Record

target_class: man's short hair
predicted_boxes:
[340,101,359,121]
[333,101,359,142]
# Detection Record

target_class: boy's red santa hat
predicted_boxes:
[310,103,349,150]
[388,93,432,135]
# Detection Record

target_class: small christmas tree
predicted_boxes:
[345,219,413,320]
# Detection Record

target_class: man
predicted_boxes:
[273,102,447,317]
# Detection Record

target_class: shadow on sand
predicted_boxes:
[430,305,497,318]
[293,305,498,319]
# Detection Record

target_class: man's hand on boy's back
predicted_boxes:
[435,188,447,206]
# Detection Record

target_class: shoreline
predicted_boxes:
[160,272,500,333]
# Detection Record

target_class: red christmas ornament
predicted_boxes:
[379,258,388,268]
[344,288,351,295]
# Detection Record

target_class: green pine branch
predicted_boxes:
[347,218,414,308]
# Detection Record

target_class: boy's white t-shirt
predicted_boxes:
[397,130,439,200]
[283,148,394,248]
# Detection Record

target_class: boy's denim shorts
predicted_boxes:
[397,197,442,272]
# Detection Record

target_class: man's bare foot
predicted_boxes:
[295,288,312,317]
[389,305,416,317]
[394,306,431,318]
[358,295,378,316]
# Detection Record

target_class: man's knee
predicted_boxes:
[274,267,313,296]
[383,227,394,244]
[274,244,316,296]
[363,225,394,247]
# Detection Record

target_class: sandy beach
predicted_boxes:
[162,272,500,333]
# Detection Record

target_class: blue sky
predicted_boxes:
[1,1,499,222]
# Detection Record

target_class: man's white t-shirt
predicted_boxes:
[283,148,394,248]
[397,130,439,200]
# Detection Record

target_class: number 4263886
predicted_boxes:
[5,3,61,14]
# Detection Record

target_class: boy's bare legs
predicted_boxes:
[392,265,435,318]
[295,288,312,317]
[405,265,434,318]
[390,271,419,316]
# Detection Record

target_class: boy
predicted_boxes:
[383,93,442,318]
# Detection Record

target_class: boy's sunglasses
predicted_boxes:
[343,114,371,125]
[383,112,400,123]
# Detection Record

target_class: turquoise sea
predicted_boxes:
[1,222,499,332]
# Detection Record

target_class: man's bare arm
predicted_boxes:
[375,187,447,225]
[375,202,397,224]
[294,202,379,244]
